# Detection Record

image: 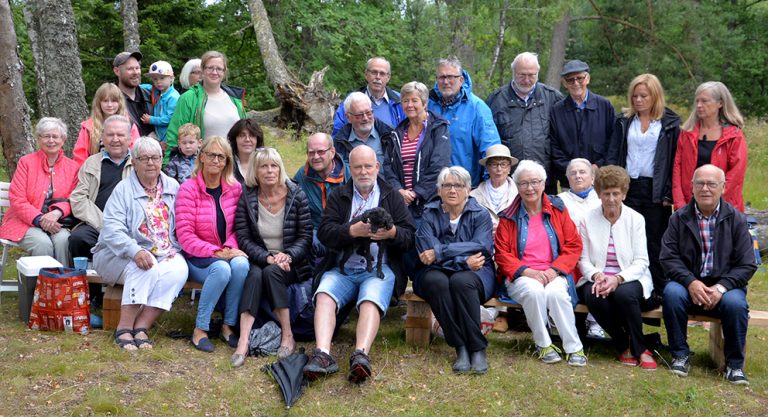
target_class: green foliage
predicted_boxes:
[567,0,768,116]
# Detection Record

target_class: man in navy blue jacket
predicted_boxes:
[549,60,616,188]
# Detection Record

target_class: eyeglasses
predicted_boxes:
[440,183,466,191]
[517,179,544,189]
[487,161,511,169]
[307,146,332,157]
[437,74,462,82]
[693,180,724,190]
[204,66,225,73]
[564,75,587,85]
[136,155,162,163]
[204,152,227,162]
[39,134,62,140]
[348,110,373,119]
[366,70,389,77]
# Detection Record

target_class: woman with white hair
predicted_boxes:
[0,117,79,267]
[672,81,746,211]
[415,166,495,374]
[92,136,188,351]
[178,58,202,94]
[557,158,604,339]
[495,160,586,366]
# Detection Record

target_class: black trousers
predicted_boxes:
[580,280,649,358]
[239,264,299,315]
[415,269,487,352]
[625,177,672,293]
[68,224,102,307]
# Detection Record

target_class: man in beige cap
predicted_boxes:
[113,51,153,136]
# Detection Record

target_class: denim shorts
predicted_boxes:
[315,265,395,316]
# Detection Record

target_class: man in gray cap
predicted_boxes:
[113,51,154,136]
[549,59,616,188]
[486,52,563,194]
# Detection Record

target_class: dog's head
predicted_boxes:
[363,207,394,233]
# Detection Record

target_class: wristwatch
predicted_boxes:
[715,284,727,294]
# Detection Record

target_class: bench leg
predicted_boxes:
[709,322,726,371]
[102,286,123,331]
[405,298,432,348]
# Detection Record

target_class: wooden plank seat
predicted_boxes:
[403,291,768,370]
[87,273,202,331]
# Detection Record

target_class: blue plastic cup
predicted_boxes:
[73,257,88,271]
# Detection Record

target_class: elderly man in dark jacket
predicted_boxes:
[660,164,756,385]
[487,52,563,193]
[304,145,415,385]
[549,59,616,188]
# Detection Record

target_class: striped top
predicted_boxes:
[603,232,621,276]
[401,129,419,190]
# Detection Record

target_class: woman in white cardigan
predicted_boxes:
[577,165,656,370]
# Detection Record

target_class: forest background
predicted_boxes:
[7,0,768,128]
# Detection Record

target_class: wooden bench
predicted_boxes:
[87,273,202,331]
[403,291,768,370]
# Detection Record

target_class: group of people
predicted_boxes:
[0,49,755,386]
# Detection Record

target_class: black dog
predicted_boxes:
[339,207,394,278]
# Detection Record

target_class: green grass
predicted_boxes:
[3,128,768,415]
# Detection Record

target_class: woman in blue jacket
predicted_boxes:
[415,166,495,375]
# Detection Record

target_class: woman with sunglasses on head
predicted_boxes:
[231,148,312,367]
[164,50,246,165]
[175,136,247,353]
[226,118,265,183]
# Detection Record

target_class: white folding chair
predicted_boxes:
[0,181,20,303]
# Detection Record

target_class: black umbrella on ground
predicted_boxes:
[263,348,309,408]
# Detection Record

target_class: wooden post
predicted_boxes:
[404,293,432,348]
[102,285,123,331]
[709,321,726,371]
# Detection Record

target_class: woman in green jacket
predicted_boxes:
[164,50,245,165]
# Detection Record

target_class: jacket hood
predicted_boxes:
[430,69,473,103]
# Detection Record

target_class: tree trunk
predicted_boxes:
[24,0,88,153]
[247,0,338,136]
[486,0,509,84]
[121,0,140,52]
[0,0,34,178]
[545,8,571,87]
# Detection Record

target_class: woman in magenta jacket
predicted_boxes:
[175,135,246,353]
[672,81,747,212]
[0,118,79,267]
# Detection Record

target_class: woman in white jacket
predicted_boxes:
[577,165,656,370]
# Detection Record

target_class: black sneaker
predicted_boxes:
[670,356,690,377]
[725,367,749,385]
[303,348,339,381]
[348,349,372,384]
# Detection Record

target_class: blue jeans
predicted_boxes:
[315,265,395,316]
[663,280,749,368]
[187,256,249,330]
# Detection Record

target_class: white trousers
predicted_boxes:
[506,276,583,354]
[122,254,188,311]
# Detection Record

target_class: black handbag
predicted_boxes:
[42,197,79,228]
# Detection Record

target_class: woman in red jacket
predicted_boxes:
[494,160,585,367]
[672,81,746,211]
[175,136,246,353]
[0,118,79,267]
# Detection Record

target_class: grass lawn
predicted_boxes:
[2,122,768,416]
